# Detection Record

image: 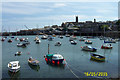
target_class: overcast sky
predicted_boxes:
[2,2,118,32]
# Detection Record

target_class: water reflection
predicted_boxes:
[90,58,105,63]
[8,70,20,80]
[46,62,66,69]
[28,63,40,71]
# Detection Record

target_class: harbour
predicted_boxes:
[1,35,119,79]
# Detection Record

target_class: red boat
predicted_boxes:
[8,39,12,43]
[101,44,112,49]
[1,38,5,41]
[19,38,25,41]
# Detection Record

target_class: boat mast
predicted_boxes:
[48,44,49,54]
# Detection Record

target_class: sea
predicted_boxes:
[1,36,119,79]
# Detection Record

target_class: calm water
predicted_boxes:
[1,36,119,78]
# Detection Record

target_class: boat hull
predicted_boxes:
[101,46,112,49]
[90,53,105,62]
[45,57,64,64]
[8,68,20,73]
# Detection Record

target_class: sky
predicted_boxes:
[2,2,118,32]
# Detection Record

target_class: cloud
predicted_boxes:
[3,3,53,15]
[53,3,66,8]
[1,0,119,2]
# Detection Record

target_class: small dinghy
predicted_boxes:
[15,37,19,41]
[28,57,39,66]
[34,36,39,41]
[70,40,77,45]
[65,34,70,37]
[17,43,26,47]
[81,46,97,52]
[15,51,22,56]
[8,61,20,72]
[1,37,5,41]
[85,40,92,44]
[79,37,86,41]
[59,35,63,39]
[8,38,12,43]
[52,34,56,37]
[69,36,77,41]
[90,53,105,62]
[19,38,25,41]
[48,36,53,41]
[23,40,30,45]
[101,44,112,49]
[104,39,116,43]
[55,41,62,46]
[36,39,41,44]
[41,35,48,39]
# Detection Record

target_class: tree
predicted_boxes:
[116,19,120,25]
[101,25,109,30]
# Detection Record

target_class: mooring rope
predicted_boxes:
[64,61,79,78]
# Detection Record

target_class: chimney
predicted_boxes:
[94,19,96,23]
[76,16,78,23]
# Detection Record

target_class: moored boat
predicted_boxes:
[19,38,25,42]
[79,37,86,41]
[85,40,92,44]
[8,61,20,73]
[17,43,26,47]
[34,36,39,41]
[44,44,64,65]
[81,46,97,52]
[101,44,112,49]
[28,57,39,66]
[70,40,77,45]
[15,37,19,41]
[52,34,56,37]
[1,37,5,41]
[15,51,22,56]
[8,38,12,43]
[65,34,70,37]
[36,39,41,44]
[90,53,105,62]
[104,39,116,43]
[55,41,61,46]
[44,53,64,65]
[41,35,48,39]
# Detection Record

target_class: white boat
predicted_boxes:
[17,43,26,47]
[65,34,70,37]
[1,37,5,41]
[15,37,19,41]
[55,41,62,46]
[34,36,39,41]
[36,39,41,44]
[101,44,113,49]
[69,36,77,41]
[28,57,39,66]
[85,40,92,44]
[8,61,20,72]
[15,51,22,56]
[79,37,86,41]
[70,40,77,45]
[59,35,63,38]
[41,35,48,39]
[81,46,97,52]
